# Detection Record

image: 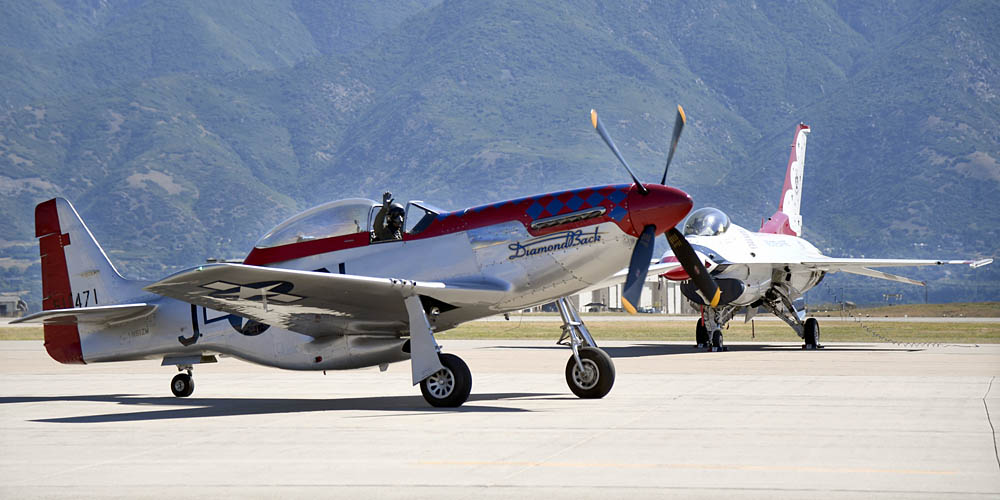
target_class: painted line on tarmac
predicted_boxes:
[418,460,958,476]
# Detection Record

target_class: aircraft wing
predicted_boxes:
[799,257,993,285]
[800,257,993,270]
[144,263,508,337]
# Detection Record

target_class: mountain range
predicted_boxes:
[2,0,997,311]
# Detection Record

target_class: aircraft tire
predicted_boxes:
[804,318,820,349]
[565,347,615,399]
[711,330,726,352]
[695,319,709,347]
[171,373,194,398]
[420,353,472,408]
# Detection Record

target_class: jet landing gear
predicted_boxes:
[760,289,823,350]
[695,318,710,348]
[556,297,615,398]
[803,317,821,350]
[698,306,736,352]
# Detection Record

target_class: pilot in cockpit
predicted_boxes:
[372,191,405,242]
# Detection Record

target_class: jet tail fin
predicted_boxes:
[760,123,810,236]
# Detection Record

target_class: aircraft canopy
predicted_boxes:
[683,207,731,237]
[255,198,377,248]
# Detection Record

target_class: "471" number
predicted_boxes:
[75,289,98,308]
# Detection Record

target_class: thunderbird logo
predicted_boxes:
[508,228,602,260]
[200,280,303,303]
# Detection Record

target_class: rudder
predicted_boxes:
[35,198,135,363]
[760,123,810,236]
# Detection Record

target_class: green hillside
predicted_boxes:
[1,0,997,310]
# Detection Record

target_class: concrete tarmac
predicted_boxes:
[1,339,999,499]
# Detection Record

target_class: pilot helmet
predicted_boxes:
[388,203,405,225]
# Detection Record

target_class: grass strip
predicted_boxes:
[4,320,996,344]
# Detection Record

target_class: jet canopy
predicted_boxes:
[682,207,730,237]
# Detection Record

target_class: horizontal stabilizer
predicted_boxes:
[12,303,157,326]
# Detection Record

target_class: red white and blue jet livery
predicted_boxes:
[654,124,993,351]
[15,108,700,407]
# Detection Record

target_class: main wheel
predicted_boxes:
[695,318,709,347]
[420,353,472,408]
[711,330,726,352]
[171,373,194,398]
[565,347,615,399]
[803,317,820,349]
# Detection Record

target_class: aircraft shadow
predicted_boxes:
[0,392,552,424]
[493,343,923,358]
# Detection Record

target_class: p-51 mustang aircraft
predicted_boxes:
[655,123,993,350]
[15,107,708,407]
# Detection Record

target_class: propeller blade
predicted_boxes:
[622,224,657,314]
[665,227,721,307]
[659,105,686,185]
[591,109,649,195]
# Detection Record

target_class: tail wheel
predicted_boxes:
[420,353,472,408]
[565,347,615,399]
[171,373,194,398]
[804,318,820,348]
[695,318,709,347]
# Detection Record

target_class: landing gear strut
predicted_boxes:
[404,294,472,408]
[557,297,615,398]
[699,305,736,352]
[760,288,822,349]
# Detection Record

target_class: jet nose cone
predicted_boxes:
[626,184,693,236]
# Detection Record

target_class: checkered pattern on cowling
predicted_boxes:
[436,184,631,222]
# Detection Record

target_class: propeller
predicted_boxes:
[665,228,720,307]
[591,105,720,312]
[621,225,656,314]
[661,105,686,184]
[591,110,649,195]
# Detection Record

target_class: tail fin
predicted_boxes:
[35,198,135,363]
[760,123,810,236]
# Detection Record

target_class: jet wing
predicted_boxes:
[655,248,991,286]
[798,257,992,285]
[800,257,993,270]
[144,263,508,337]
[12,303,157,325]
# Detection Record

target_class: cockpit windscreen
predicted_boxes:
[682,207,731,236]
